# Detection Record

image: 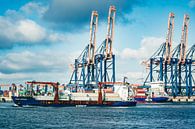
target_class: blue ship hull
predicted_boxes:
[12,96,137,107]
[135,97,169,103]
[134,98,146,102]
[151,97,169,102]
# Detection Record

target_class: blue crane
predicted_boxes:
[144,13,175,86]
[95,6,116,87]
[68,11,98,90]
[68,6,117,90]
[144,13,194,97]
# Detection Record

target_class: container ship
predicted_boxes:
[133,81,169,103]
[12,81,136,107]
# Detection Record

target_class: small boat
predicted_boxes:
[12,81,137,107]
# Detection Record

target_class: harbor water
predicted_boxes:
[0,103,195,129]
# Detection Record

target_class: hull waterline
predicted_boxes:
[12,96,137,107]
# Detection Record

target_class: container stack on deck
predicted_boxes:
[0,84,16,102]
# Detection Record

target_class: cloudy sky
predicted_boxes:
[0,0,195,85]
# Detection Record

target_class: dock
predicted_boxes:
[171,96,195,102]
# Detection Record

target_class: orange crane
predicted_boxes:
[26,81,60,104]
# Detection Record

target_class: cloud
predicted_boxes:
[0,18,44,48]
[47,32,67,43]
[189,0,195,8]
[0,1,68,49]
[20,2,48,17]
[43,0,145,31]
[0,16,67,49]
[0,17,66,49]
[4,2,48,21]
[0,50,69,74]
[0,48,78,84]
[12,19,46,43]
[119,37,165,60]
[0,72,67,84]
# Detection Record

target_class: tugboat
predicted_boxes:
[12,81,137,107]
[133,81,169,103]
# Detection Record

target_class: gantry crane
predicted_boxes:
[144,13,175,84]
[144,13,194,97]
[164,13,175,92]
[87,11,98,86]
[170,14,190,96]
[69,6,117,89]
[69,11,98,89]
[95,6,116,85]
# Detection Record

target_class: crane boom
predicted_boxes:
[0,84,10,86]
[179,14,190,64]
[105,6,116,58]
[165,13,175,63]
[88,11,98,64]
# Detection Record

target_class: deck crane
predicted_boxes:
[95,6,116,85]
[69,11,98,88]
[26,81,60,104]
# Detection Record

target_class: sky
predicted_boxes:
[0,0,195,85]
